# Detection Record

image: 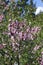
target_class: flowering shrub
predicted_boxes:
[0,0,43,65]
[0,19,41,65]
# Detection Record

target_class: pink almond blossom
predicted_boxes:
[0,14,4,22]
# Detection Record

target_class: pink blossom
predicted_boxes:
[27,33,33,40]
[0,14,4,22]
[10,27,16,34]
[26,26,30,32]
[41,52,43,55]
[31,26,41,35]
[18,31,23,40]
[33,45,40,51]
[22,32,27,40]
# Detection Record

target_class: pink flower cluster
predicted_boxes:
[8,20,41,41]
[8,20,41,51]
[0,14,4,22]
